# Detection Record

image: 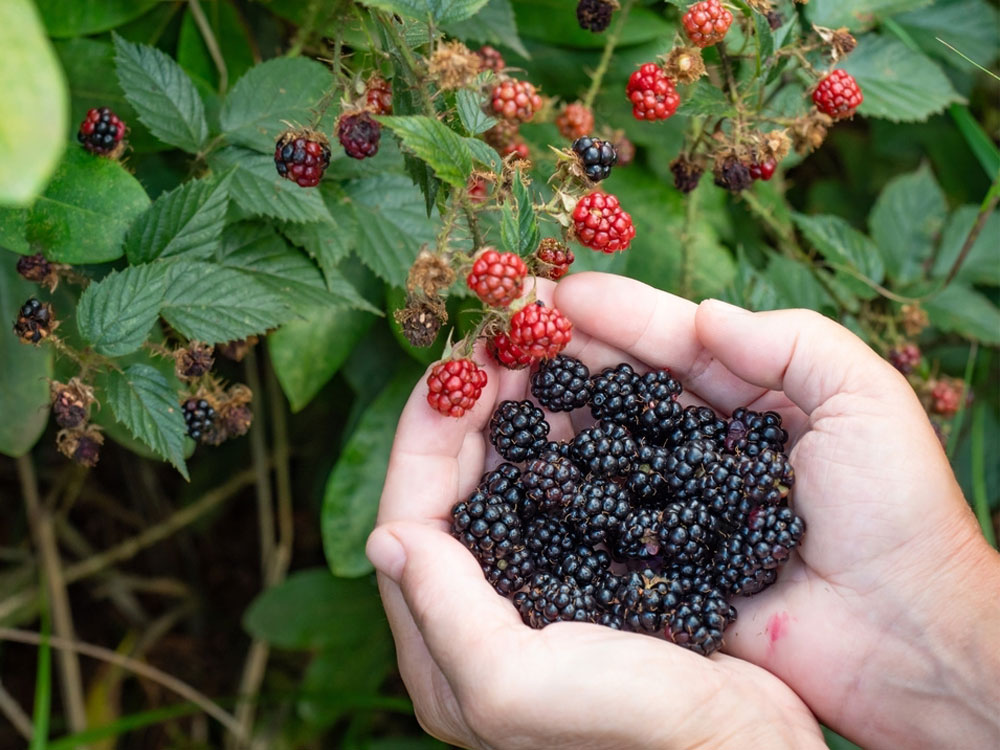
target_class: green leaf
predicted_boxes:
[210,147,333,224]
[512,174,539,253]
[764,254,836,312]
[35,0,158,37]
[243,568,387,649]
[0,207,30,254]
[159,259,292,344]
[445,0,529,59]
[281,216,356,286]
[343,173,437,287]
[322,367,421,576]
[219,58,335,154]
[806,0,932,31]
[113,34,209,153]
[499,201,518,255]
[0,250,52,457]
[792,213,885,299]
[177,3,255,92]
[923,285,1000,345]
[456,89,497,135]
[378,116,474,187]
[0,0,68,206]
[932,205,1000,286]
[841,34,962,122]
[679,81,736,118]
[125,173,232,264]
[868,164,947,283]
[896,0,1000,72]
[358,0,489,25]
[100,364,189,479]
[76,265,166,356]
[464,136,502,172]
[511,0,673,48]
[25,148,150,264]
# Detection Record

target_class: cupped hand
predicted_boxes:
[365,276,826,750]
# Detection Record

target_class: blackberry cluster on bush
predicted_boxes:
[450,353,804,656]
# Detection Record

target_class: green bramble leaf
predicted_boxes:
[100,364,189,480]
[499,201,518,255]
[463,136,502,172]
[932,205,1000,287]
[378,116,474,187]
[113,34,209,153]
[806,0,932,31]
[76,264,166,356]
[219,58,336,154]
[895,0,1000,73]
[924,285,1000,345]
[456,89,497,135]
[125,172,232,264]
[446,0,529,59]
[35,0,159,37]
[512,173,539,253]
[792,213,885,300]
[357,0,488,25]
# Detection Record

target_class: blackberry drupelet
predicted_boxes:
[725,407,788,455]
[515,573,597,627]
[556,543,612,588]
[636,369,684,443]
[627,443,670,504]
[566,478,631,544]
[486,547,534,595]
[663,405,728,449]
[489,400,550,462]
[531,355,592,412]
[658,500,718,564]
[183,398,216,441]
[451,488,522,563]
[664,438,721,499]
[666,585,737,656]
[521,450,582,517]
[589,363,643,424]
[614,507,663,561]
[572,136,617,182]
[738,448,794,506]
[571,421,637,477]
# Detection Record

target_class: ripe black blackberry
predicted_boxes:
[524,515,577,571]
[636,370,684,443]
[531,355,591,412]
[182,398,216,442]
[744,505,805,570]
[614,507,662,562]
[489,400,550,462]
[478,462,523,505]
[521,449,582,517]
[738,448,794,506]
[626,443,670,504]
[711,535,777,596]
[571,421,637,477]
[542,439,574,460]
[666,585,737,656]
[700,453,753,530]
[725,408,788,455]
[615,569,684,634]
[576,0,614,32]
[566,478,631,544]
[572,136,617,182]
[663,405,728,450]
[451,487,522,563]
[556,543,612,588]
[515,572,597,627]
[664,438,721,499]
[337,111,381,159]
[657,500,718,564]
[589,363,643,424]
[485,546,534,595]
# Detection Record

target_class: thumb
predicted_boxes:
[694,299,908,415]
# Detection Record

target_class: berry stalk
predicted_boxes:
[581,0,636,110]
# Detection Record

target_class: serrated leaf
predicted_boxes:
[932,205,1000,286]
[378,115,474,187]
[923,285,1000,345]
[445,0,529,59]
[499,201,518,255]
[896,0,1000,72]
[752,11,774,63]
[210,146,333,223]
[806,0,931,30]
[101,364,189,479]
[0,250,51,457]
[113,34,209,153]
[464,136,501,172]
[322,367,420,576]
[25,148,150,263]
[841,34,962,123]
[343,173,437,286]
[35,0,158,37]
[0,0,68,206]
[219,58,335,153]
[680,81,737,118]
[160,259,293,343]
[77,264,166,356]
[792,213,884,299]
[0,207,29,254]
[456,89,496,135]
[868,164,947,283]
[125,173,232,264]
[511,0,672,48]
[281,216,356,287]
[357,0,488,24]
[764,254,836,312]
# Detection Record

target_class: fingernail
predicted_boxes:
[703,298,751,316]
[366,527,407,583]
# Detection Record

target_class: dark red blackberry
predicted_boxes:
[556,543,612,588]
[664,438,721,499]
[565,478,631,544]
[521,450,582,517]
[737,448,794,506]
[663,405,727,449]
[489,400,550,462]
[514,572,597,627]
[525,516,577,571]
[636,369,683,443]
[337,111,381,159]
[576,0,614,32]
[531,355,592,412]
[572,136,617,182]
[182,398,216,442]
[274,130,332,187]
[666,585,736,656]
[77,107,126,156]
[589,363,643,424]
[626,443,670,504]
[744,505,805,570]
[451,487,522,563]
[615,569,684,634]
[571,421,637,477]
[725,408,788,455]
[485,546,534,595]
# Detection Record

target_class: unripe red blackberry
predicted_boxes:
[572,191,635,253]
[274,130,331,187]
[626,64,680,121]
[77,107,126,156]
[501,140,530,160]
[556,102,595,141]
[466,248,528,308]
[812,69,863,120]
[467,175,489,204]
[426,359,488,417]
[535,238,575,280]
[508,301,573,360]
[929,379,963,417]
[337,111,381,159]
[365,75,392,115]
[888,343,921,374]
[682,0,734,48]
[488,332,535,370]
[490,79,543,122]
[475,45,505,72]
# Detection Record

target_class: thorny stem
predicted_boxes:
[379,11,436,117]
[189,0,228,93]
[941,173,1000,289]
[460,196,485,250]
[582,0,636,110]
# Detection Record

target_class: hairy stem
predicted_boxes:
[582,0,636,110]
[188,0,228,93]
[379,11,436,117]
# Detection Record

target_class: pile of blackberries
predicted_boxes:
[451,355,805,656]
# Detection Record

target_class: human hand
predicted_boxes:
[548,273,1000,750]
[365,277,827,750]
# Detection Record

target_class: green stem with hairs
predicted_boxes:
[582,0,636,110]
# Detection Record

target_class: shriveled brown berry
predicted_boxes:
[57,425,104,468]
[406,250,457,298]
[790,111,833,154]
[663,47,707,86]
[174,341,215,381]
[713,156,753,193]
[428,40,481,90]
[50,378,96,429]
[671,156,704,194]
[16,253,59,290]
[217,336,258,362]
[394,295,446,348]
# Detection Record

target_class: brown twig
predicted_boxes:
[0,679,33,742]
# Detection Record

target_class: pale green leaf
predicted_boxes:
[35,0,158,37]
[378,115,474,187]
[806,0,931,30]
[456,89,497,135]
[445,0,529,58]
[924,285,1000,345]
[76,264,166,356]
[792,213,885,299]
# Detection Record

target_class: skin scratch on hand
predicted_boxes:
[766,611,791,649]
